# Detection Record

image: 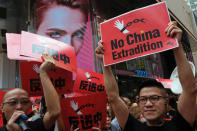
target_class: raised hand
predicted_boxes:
[39,53,55,73]
[95,40,104,62]
[165,21,182,43]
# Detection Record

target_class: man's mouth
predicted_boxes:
[145,110,155,113]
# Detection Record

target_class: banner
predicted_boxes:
[20,31,77,72]
[100,2,178,66]
[73,68,106,94]
[20,61,73,96]
[60,93,107,131]
[6,33,38,61]
[156,79,173,89]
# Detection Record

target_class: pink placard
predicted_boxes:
[6,33,38,61]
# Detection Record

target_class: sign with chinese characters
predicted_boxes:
[61,93,107,131]
[20,61,73,96]
[20,31,77,72]
[6,33,38,61]
[100,2,178,66]
[30,96,42,108]
[73,68,106,94]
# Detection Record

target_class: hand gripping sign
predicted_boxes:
[100,2,178,66]
[19,31,77,72]
[20,61,73,96]
[73,68,106,95]
[60,93,107,131]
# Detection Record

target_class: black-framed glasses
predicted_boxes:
[138,95,166,105]
[3,99,31,106]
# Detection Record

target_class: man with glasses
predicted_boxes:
[0,54,61,131]
[95,21,196,131]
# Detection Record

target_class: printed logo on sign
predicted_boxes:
[70,101,82,115]
[114,18,145,34]
[85,72,100,82]
[70,101,95,115]
[33,64,40,74]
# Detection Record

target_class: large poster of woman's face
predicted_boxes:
[34,0,95,72]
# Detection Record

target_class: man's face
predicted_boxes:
[123,97,131,109]
[37,5,86,55]
[139,87,166,122]
[1,89,32,121]
[106,103,112,129]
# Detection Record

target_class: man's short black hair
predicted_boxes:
[138,78,166,96]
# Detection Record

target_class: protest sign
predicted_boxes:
[20,31,77,72]
[30,96,42,108]
[156,79,173,89]
[60,93,107,131]
[0,91,5,127]
[73,68,106,94]
[6,33,38,61]
[20,61,73,96]
[100,2,178,66]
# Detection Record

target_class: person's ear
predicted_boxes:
[164,97,169,105]
[1,103,4,113]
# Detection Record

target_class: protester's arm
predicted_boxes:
[39,54,61,129]
[95,41,129,129]
[166,21,197,125]
[56,115,65,131]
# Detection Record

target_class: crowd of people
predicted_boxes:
[0,0,197,130]
[1,19,197,130]
[95,21,196,131]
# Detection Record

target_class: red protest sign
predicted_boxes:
[6,33,38,61]
[20,61,73,96]
[73,68,106,94]
[60,93,107,131]
[20,31,77,72]
[100,2,178,66]
[0,90,5,104]
[30,96,42,108]
[156,79,173,89]
[0,91,5,126]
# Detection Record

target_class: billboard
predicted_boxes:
[34,0,95,72]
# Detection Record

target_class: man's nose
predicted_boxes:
[144,99,153,106]
[15,102,23,110]
[61,35,72,46]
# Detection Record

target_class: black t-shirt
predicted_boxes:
[124,111,194,131]
[0,118,47,131]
